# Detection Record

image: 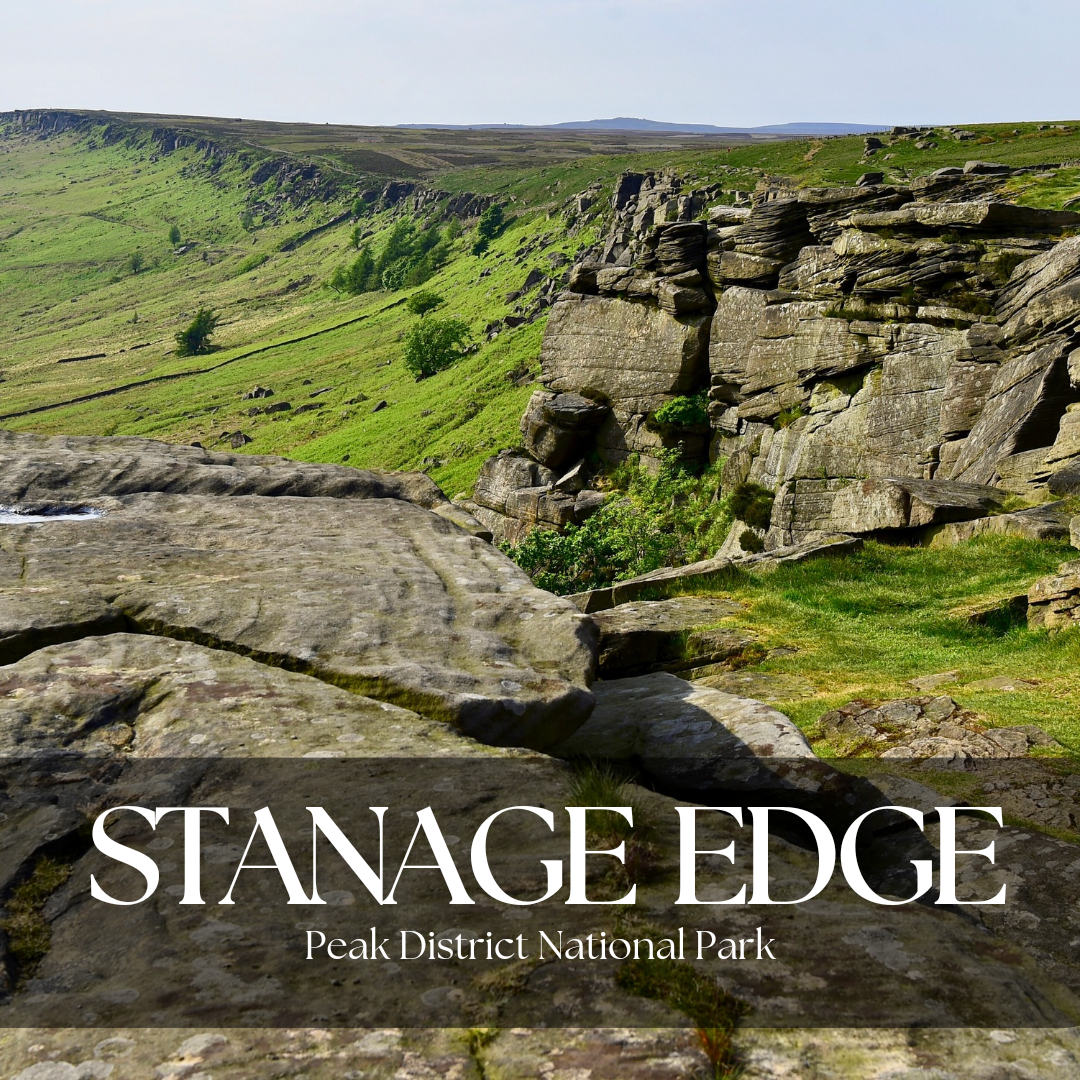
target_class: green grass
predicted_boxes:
[663,536,1080,753]
[2,114,1080,503]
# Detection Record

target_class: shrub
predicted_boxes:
[127,251,145,274]
[504,452,732,594]
[405,290,445,316]
[349,225,364,249]
[330,245,377,294]
[168,224,181,245]
[472,204,505,255]
[351,196,372,219]
[739,529,765,553]
[729,482,774,530]
[652,393,709,429]
[175,307,219,356]
[332,221,450,293]
[403,316,470,379]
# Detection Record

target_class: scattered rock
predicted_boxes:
[240,386,273,400]
[229,431,251,448]
[372,400,388,412]
[906,670,960,691]
[1028,558,1080,631]
[819,696,1054,762]
[264,400,292,414]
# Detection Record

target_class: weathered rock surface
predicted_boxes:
[0,490,597,749]
[819,695,1057,763]
[589,596,750,677]
[0,634,479,759]
[540,293,709,415]
[552,671,849,805]
[0,429,485,535]
[569,556,737,613]
[1028,557,1080,631]
[485,168,1080,551]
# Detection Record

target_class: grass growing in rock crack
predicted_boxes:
[0,855,73,986]
[662,535,1080,751]
[565,760,659,892]
[615,954,750,1078]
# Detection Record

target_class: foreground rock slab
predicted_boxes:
[590,595,749,677]
[0,428,488,534]
[0,492,597,749]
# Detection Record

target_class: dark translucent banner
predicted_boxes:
[0,754,1077,1028]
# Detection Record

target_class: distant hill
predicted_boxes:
[398,117,888,136]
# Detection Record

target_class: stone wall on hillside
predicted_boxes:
[466,164,1080,551]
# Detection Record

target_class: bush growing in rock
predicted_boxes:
[402,316,470,379]
[650,392,709,429]
[505,452,731,594]
[729,482,774,530]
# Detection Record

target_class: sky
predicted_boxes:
[1,0,1077,128]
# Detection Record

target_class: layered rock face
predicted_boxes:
[475,165,1080,550]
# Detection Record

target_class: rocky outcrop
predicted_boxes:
[1028,558,1080,632]
[0,436,597,750]
[485,166,1080,552]
[820,695,1057,762]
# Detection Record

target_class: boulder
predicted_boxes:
[588,596,747,678]
[519,389,609,470]
[927,502,1073,546]
[776,477,1006,539]
[472,449,555,515]
[0,490,597,749]
[539,293,710,414]
[1028,558,1080,632]
[552,672,869,825]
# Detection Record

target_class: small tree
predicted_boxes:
[403,316,470,379]
[127,251,145,274]
[175,307,219,356]
[168,224,181,245]
[405,290,445,316]
[471,204,505,255]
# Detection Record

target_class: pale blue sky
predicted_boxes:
[1,0,1076,128]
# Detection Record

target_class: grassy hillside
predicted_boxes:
[2,113,1080,500]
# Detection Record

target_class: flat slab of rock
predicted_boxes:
[569,557,738,613]
[0,491,596,749]
[695,669,816,702]
[0,428,485,536]
[552,672,864,820]
[570,534,863,613]
[927,501,1072,545]
[0,634,486,759]
[590,596,748,678]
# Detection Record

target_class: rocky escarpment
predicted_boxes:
[471,164,1080,551]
